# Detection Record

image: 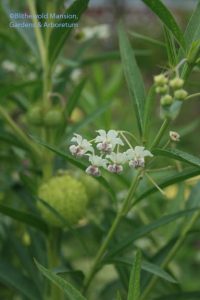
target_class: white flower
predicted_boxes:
[95,130,123,154]
[169,131,180,142]
[88,155,108,168]
[86,155,108,177]
[70,69,82,83]
[69,134,93,157]
[93,24,110,39]
[126,146,153,168]
[106,152,127,174]
[2,60,16,72]
[75,24,110,42]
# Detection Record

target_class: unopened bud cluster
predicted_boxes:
[69,130,153,177]
[154,74,188,107]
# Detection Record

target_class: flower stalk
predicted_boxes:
[83,169,142,293]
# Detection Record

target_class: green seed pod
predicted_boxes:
[44,109,64,127]
[160,94,173,106]
[27,106,43,126]
[174,89,188,101]
[155,85,168,94]
[38,175,89,227]
[154,74,168,86]
[169,77,184,89]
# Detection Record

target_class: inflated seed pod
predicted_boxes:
[44,109,64,127]
[27,105,44,126]
[37,175,88,227]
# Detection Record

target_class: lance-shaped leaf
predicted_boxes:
[118,23,146,135]
[105,257,177,283]
[0,204,48,234]
[127,250,142,300]
[48,0,89,65]
[135,168,200,203]
[35,260,87,300]
[152,148,200,168]
[142,0,185,49]
[184,0,200,48]
[105,208,199,258]
[0,260,41,300]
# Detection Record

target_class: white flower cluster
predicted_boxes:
[69,130,153,177]
[74,24,110,42]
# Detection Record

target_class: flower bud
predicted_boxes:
[155,85,168,94]
[174,89,188,101]
[38,175,88,227]
[169,131,180,142]
[154,74,168,86]
[160,94,173,106]
[74,29,85,41]
[169,77,184,89]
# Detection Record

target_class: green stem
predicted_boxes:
[27,0,46,67]
[186,92,200,101]
[47,229,64,300]
[0,106,41,160]
[150,118,170,150]
[83,170,142,293]
[139,211,200,300]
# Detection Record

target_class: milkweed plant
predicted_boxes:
[0,0,200,300]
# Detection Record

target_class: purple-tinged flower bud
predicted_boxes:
[86,165,101,177]
[107,164,123,174]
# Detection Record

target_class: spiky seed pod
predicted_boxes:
[38,175,89,227]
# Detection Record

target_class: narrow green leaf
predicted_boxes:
[105,257,177,283]
[152,148,200,168]
[153,291,200,300]
[184,0,200,48]
[0,204,48,234]
[35,260,87,300]
[2,0,39,56]
[31,137,116,200]
[163,26,178,66]
[105,208,199,258]
[118,22,146,135]
[66,78,87,117]
[0,260,41,300]
[143,85,156,143]
[128,250,142,300]
[0,80,41,98]
[135,168,200,203]
[129,31,166,47]
[48,0,89,64]
[142,0,185,48]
